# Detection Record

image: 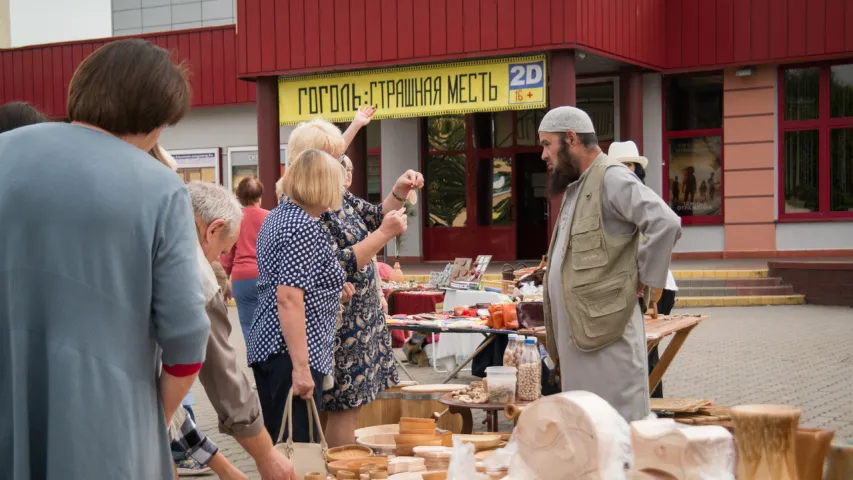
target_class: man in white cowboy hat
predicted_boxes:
[538,107,682,422]
[608,140,648,178]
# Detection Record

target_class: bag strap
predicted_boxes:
[277,387,328,450]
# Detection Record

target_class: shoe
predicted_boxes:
[175,458,212,476]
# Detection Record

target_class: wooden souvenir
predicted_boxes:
[824,443,853,480]
[513,391,632,480]
[730,404,801,480]
[400,386,465,433]
[357,382,418,429]
[631,418,734,479]
[794,428,833,480]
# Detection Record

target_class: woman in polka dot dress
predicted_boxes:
[282,109,424,448]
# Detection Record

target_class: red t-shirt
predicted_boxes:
[220,205,269,281]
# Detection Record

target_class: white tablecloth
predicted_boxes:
[431,290,504,361]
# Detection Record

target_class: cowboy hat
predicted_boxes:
[608,141,648,169]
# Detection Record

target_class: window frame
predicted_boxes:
[661,72,726,227]
[778,60,853,222]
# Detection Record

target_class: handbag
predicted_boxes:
[516,301,545,329]
[273,388,329,478]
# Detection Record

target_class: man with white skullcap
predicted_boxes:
[539,106,682,422]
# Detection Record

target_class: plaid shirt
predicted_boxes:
[169,407,218,466]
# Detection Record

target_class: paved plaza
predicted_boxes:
[189,304,853,478]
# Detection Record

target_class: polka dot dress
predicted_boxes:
[247,201,345,375]
[319,191,399,412]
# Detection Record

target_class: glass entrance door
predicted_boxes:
[475,157,515,260]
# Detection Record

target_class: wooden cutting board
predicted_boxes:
[650,398,714,413]
[402,384,467,394]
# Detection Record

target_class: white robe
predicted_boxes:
[547,162,681,422]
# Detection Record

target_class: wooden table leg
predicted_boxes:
[646,338,661,355]
[649,325,697,393]
[440,335,496,384]
[448,406,474,434]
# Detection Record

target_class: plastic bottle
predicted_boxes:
[517,337,542,401]
[503,334,518,367]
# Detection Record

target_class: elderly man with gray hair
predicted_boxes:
[538,107,682,422]
[186,181,297,480]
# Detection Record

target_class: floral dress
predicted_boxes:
[319,190,399,411]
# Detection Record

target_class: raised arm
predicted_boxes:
[341,104,377,151]
[325,207,408,275]
[603,167,682,289]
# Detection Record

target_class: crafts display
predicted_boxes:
[450,382,489,405]
[450,255,492,290]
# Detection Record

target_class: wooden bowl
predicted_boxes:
[328,457,390,476]
[422,472,447,480]
[326,444,374,463]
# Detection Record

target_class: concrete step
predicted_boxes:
[676,285,795,297]
[675,295,806,308]
[675,277,784,288]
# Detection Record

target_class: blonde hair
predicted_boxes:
[281,149,343,210]
[288,118,346,159]
[150,144,178,172]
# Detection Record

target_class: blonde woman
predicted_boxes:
[249,149,350,443]
[284,109,423,447]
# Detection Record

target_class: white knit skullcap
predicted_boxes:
[538,106,596,134]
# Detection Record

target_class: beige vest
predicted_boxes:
[544,156,640,354]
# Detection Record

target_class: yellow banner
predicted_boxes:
[278,55,547,125]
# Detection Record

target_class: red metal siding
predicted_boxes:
[666,0,853,70]
[0,26,254,119]
[236,0,665,77]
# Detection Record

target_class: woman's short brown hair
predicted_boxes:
[235,177,264,207]
[67,39,191,135]
[281,149,342,211]
[0,102,48,134]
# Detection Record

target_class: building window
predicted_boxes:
[780,63,853,218]
[577,82,616,144]
[426,115,468,227]
[663,73,724,225]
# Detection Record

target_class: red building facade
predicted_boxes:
[2,0,853,260]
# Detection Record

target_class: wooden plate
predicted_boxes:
[402,384,468,394]
[453,434,502,451]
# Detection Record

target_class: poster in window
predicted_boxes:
[667,137,722,217]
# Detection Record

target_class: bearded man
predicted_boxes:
[539,106,682,422]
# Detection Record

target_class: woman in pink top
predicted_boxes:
[221,177,269,343]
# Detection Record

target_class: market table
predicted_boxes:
[520,313,709,394]
[387,322,516,384]
[436,392,531,434]
[387,290,445,347]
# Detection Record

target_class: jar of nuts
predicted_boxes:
[517,337,542,402]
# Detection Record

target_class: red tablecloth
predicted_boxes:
[389,291,445,347]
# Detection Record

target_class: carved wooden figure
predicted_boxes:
[631,418,734,479]
[512,391,632,480]
[794,428,833,480]
[730,405,801,480]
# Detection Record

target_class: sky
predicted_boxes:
[10,0,111,47]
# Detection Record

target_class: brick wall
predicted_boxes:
[768,262,853,308]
